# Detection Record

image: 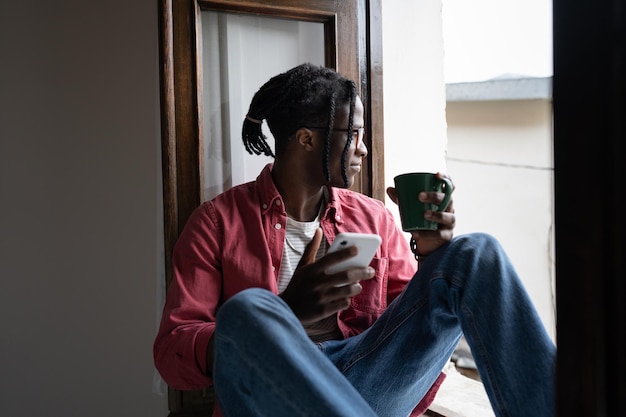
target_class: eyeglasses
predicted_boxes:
[306,127,365,148]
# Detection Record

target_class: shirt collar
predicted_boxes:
[322,185,344,225]
[256,163,284,215]
[256,163,343,225]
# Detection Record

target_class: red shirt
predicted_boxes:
[154,164,444,416]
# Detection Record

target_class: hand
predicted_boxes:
[279,228,376,324]
[387,172,456,257]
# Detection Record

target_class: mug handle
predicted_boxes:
[435,177,453,212]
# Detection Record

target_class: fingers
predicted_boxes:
[310,295,357,321]
[315,276,366,314]
[421,172,455,212]
[304,246,375,293]
[325,285,362,310]
[317,245,359,272]
[435,172,456,190]
[418,191,455,213]
[294,269,369,324]
[424,209,456,229]
[315,245,376,287]
[410,173,456,256]
[324,266,376,287]
[325,280,364,301]
[287,234,377,324]
[315,259,374,300]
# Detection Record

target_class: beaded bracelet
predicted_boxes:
[410,237,428,263]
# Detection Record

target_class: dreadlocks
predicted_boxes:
[241,63,358,187]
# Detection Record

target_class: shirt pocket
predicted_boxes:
[350,256,388,314]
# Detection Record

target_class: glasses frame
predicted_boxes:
[306,126,365,148]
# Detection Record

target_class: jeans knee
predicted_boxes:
[452,232,501,253]
[439,232,514,288]
[448,233,507,265]
[216,288,276,329]
[218,288,294,325]
[215,289,303,354]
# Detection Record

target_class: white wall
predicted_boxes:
[382,0,449,223]
[384,1,555,341]
[447,99,556,340]
[0,1,167,416]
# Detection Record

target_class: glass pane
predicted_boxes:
[200,11,325,200]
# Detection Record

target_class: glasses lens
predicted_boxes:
[355,127,364,147]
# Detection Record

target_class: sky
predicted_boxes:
[442,0,553,83]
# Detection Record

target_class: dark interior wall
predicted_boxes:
[0,1,167,415]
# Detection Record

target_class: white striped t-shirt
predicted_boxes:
[278,215,342,343]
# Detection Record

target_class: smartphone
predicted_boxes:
[325,232,382,274]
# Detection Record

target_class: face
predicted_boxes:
[326,96,368,188]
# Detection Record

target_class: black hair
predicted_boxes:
[242,63,357,187]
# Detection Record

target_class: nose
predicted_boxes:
[356,135,368,158]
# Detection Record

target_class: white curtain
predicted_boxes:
[200,11,325,200]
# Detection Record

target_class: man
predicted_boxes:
[154,63,555,417]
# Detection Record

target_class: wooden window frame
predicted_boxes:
[159,0,384,288]
[158,1,384,414]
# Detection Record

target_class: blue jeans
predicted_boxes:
[213,233,556,417]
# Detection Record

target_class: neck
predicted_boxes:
[284,191,325,222]
[272,163,326,222]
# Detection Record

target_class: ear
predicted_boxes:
[294,128,318,151]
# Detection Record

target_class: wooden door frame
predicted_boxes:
[158,0,384,414]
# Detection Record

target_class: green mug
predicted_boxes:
[394,173,453,231]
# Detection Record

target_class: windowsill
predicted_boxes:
[426,362,495,417]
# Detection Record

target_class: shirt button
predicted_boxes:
[272,266,276,272]
[275,223,282,230]
[275,200,282,206]
[262,203,268,209]
[335,215,341,221]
